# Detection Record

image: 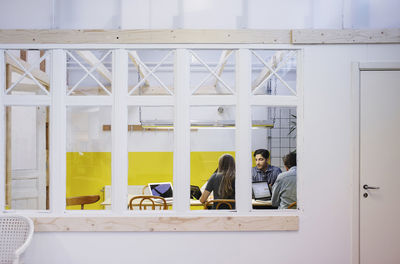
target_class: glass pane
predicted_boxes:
[66,106,111,210]
[190,50,235,95]
[128,50,174,96]
[251,106,297,210]
[127,106,174,210]
[251,50,297,96]
[66,50,112,96]
[190,106,236,211]
[5,50,50,95]
[5,106,49,210]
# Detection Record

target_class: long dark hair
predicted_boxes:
[217,154,235,198]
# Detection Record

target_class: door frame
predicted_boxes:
[352,62,400,264]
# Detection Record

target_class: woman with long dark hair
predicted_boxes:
[199,154,235,206]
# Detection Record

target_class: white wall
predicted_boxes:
[19,44,400,264]
[1,1,400,264]
[1,0,400,29]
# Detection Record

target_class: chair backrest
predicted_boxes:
[204,199,236,210]
[141,185,151,195]
[129,195,168,210]
[66,195,100,210]
[0,215,34,264]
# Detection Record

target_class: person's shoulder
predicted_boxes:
[277,170,289,178]
[278,169,296,180]
[209,172,221,181]
[270,165,282,173]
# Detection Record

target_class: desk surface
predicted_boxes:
[101,195,272,207]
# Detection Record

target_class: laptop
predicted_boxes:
[252,181,272,201]
[148,182,173,202]
[190,185,202,200]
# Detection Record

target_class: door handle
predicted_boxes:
[363,184,380,190]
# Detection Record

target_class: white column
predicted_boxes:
[235,49,252,213]
[0,50,5,210]
[50,50,66,214]
[112,49,128,213]
[173,49,190,213]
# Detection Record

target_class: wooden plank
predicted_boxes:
[252,50,286,91]
[0,29,292,44]
[20,50,27,61]
[210,50,233,94]
[0,29,399,44]
[127,51,150,87]
[40,50,46,72]
[32,216,298,232]
[5,65,12,208]
[292,28,400,44]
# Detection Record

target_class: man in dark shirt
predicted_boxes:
[252,149,282,187]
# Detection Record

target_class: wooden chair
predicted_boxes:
[129,195,168,210]
[141,185,151,195]
[287,201,297,209]
[204,199,235,210]
[66,195,100,210]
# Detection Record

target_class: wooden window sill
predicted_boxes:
[32,215,298,232]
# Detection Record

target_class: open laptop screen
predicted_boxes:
[252,181,271,200]
[148,182,173,198]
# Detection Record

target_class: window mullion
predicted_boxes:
[112,49,128,214]
[295,49,303,208]
[173,49,190,213]
[51,49,67,214]
[236,49,252,213]
[0,50,5,210]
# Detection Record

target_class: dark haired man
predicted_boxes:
[252,149,282,187]
[271,151,297,209]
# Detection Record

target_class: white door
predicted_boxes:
[360,70,400,264]
[8,105,47,210]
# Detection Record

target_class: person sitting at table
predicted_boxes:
[271,151,297,209]
[199,154,235,208]
[252,149,282,187]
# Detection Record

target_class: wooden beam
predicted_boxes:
[212,50,233,94]
[0,29,398,44]
[75,50,112,82]
[20,50,27,61]
[127,50,150,87]
[6,55,49,86]
[292,28,400,44]
[40,50,46,72]
[33,216,298,232]
[0,29,292,44]
[102,124,196,132]
[252,50,287,91]
[5,65,12,208]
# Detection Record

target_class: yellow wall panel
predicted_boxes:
[128,152,173,185]
[66,152,111,210]
[66,151,238,210]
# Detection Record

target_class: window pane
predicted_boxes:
[251,50,297,96]
[5,106,49,210]
[251,106,297,210]
[66,50,112,96]
[66,106,111,210]
[5,50,50,95]
[128,50,174,96]
[190,50,236,95]
[190,105,236,211]
[127,106,174,210]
